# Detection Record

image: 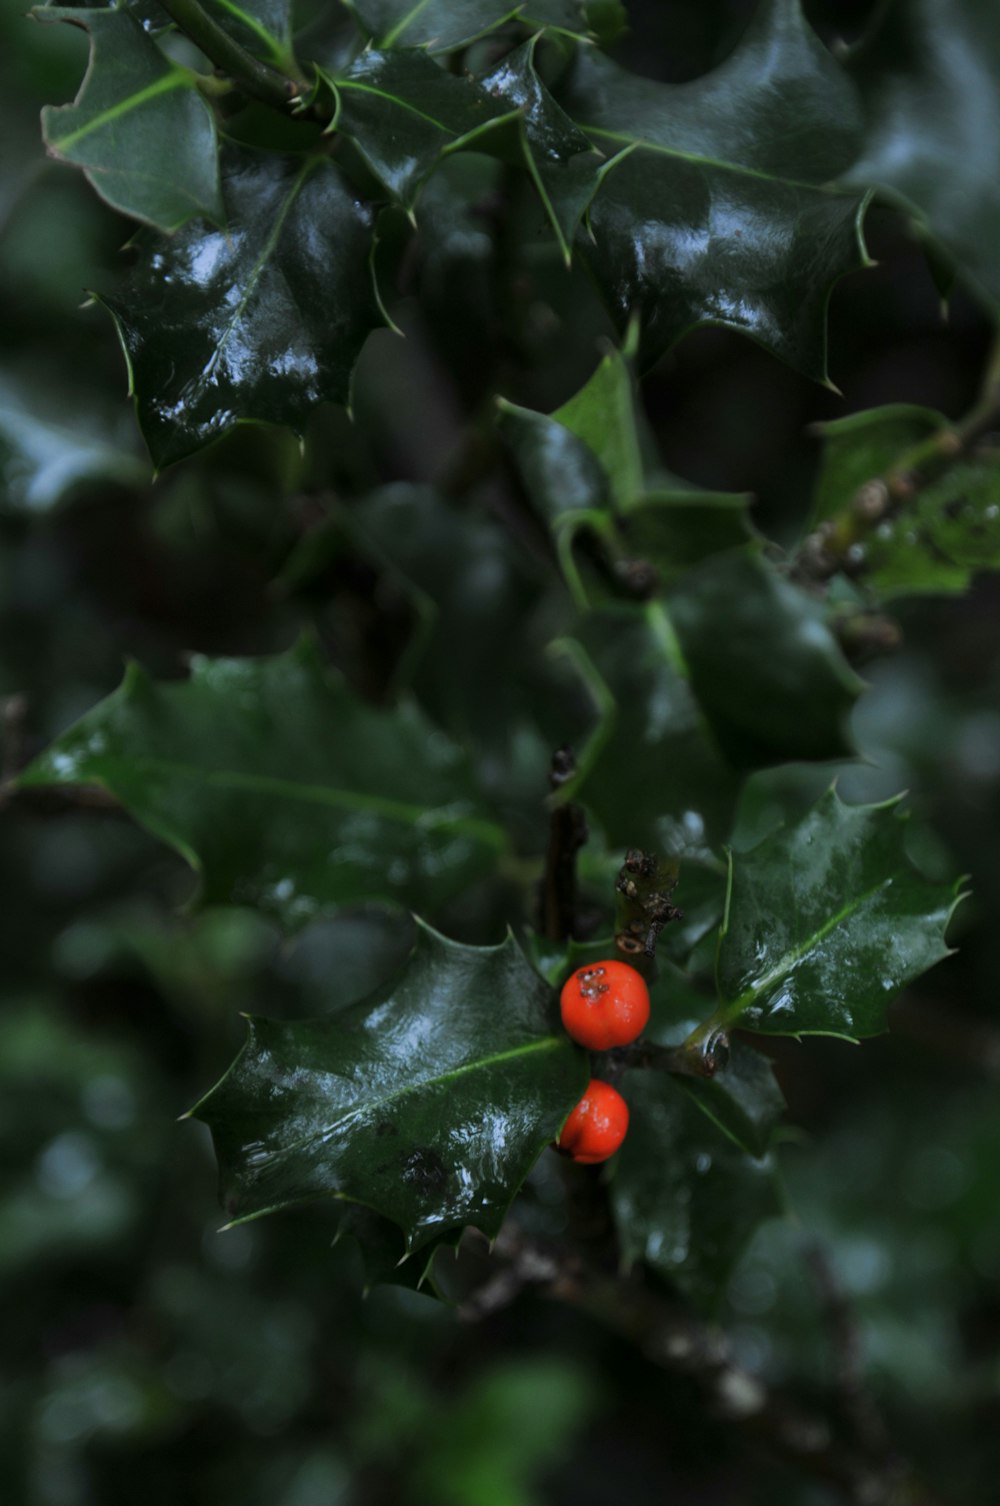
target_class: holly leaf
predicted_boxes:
[499,345,753,596]
[667,547,863,768]
[278,483,547,774]
[843,0,1000,310]
[714,787,966,1039]
[612,1071,782,1312]
[333,1205,459,1293]
[478,39,606,263]
[17,638,507,928]
[811,406,1000,600]
[550,608,740,858]
[189,924,588,1248]
[98,146,385,467]
[37,7,223,231]
[559,0,870,379]
[343,0,591,51]
[323,48,510,212]
[326,40,603,260]
[0,362,147,511]
[644,965,786,1160]
[203,0,294,66]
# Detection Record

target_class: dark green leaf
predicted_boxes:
[190,923,588,1247]
[581,0,627,46]
[552,608,741,857]
[279,484,548,777]
[99,146,385,467]
[344,0,589,51]
[18,638,507,927]
[612,1071,782,1311]
[559,0,870,378]
[478,39,605,262]
[333,1205,458,1292]
[324,49,509,211]
[844,0,1000,309]
[0,361,147,510]
[714,786,965,1039]
[326,41,603,260]
[203,0,294,65]
[668,547,863,767]
[645,966,786,1159]
[37,7,223,231]
[499,345,753,596]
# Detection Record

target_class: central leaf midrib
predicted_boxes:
[380,0,435,45]
[338,78,459,134]
[194,157,317,396]
[580,124,850,196]
[724,875,894,1016]
[51,71,190,152]
[99,752,504,842]
[251,1033,565,1167]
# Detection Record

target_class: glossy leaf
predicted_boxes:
[478,39,605,262]
[203,0,294,65]
[50,0,295,56]
[811,406,1000,599]
[333,1204,458,1292]
[552,608,740,859]
[714,787,965,1039]
[844,0,1000,309]
[327,41,603,259]
[99,146,385,467]
[645,965,786,1160]
[612,1071,782,1311]
[325,49,509,211]
[17,638,507,927]
[37,7,223,231]
[279,483,547,774]
[499,346,753,596]
[0,364,147,510]
[189,924,588,1248]
[559,0,870,378]
[344,0,590,51]
[668,547,863,768]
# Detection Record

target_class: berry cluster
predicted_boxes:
[555,960,650,1165]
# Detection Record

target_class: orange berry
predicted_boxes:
[559,958,650,1050]
[556,1078,629,1164]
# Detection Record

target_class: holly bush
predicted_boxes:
[5,1,1000,1502]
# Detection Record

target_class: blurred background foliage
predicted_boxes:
[3,0,1000,1502]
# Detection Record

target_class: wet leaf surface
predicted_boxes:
[557,0,870,377]
[100,146,385,467]
[716,787,965,1038]
[18,638,507,927]
[612,1070,782,1312]
[190,924,588,1247]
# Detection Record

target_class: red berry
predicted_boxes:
[559,959,650,1050]
[556,1079,629,1164]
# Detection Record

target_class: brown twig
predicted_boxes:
[459,1223,914,1505]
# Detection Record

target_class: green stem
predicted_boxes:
[158,0,305,110]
